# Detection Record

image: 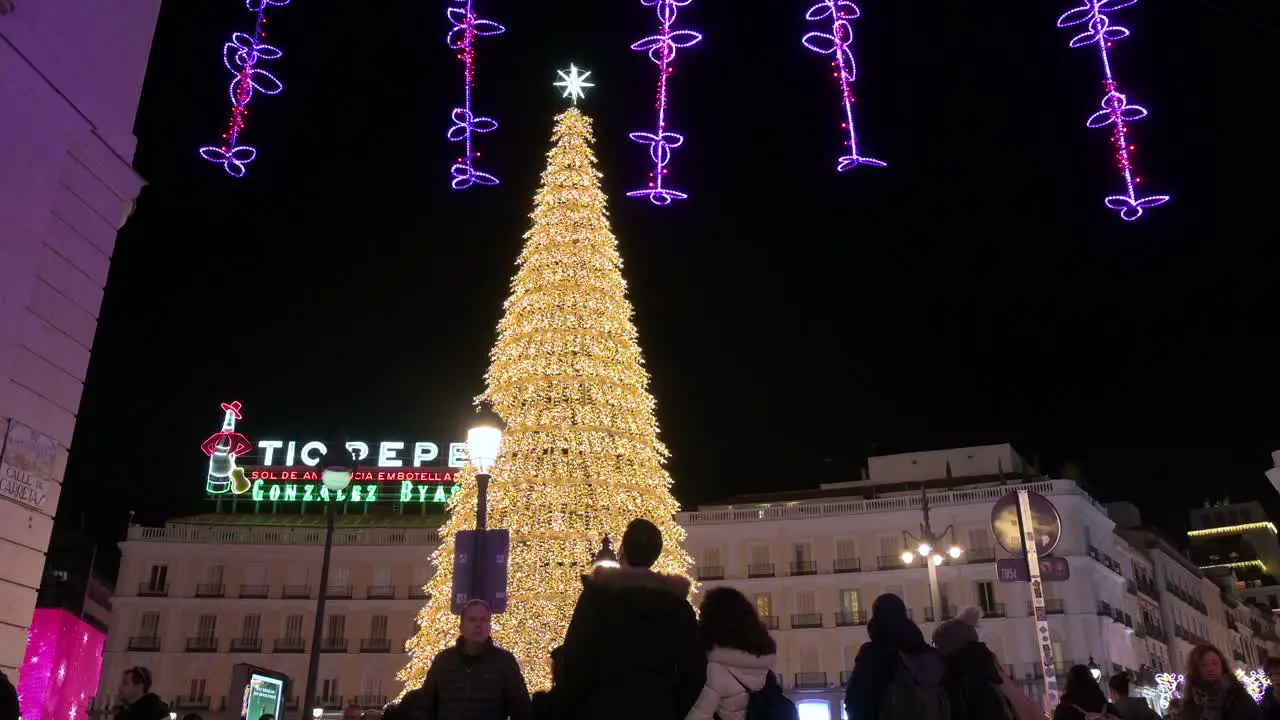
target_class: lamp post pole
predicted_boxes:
[901,487,963,622]
[466,412,503,604]
[302,441,356,717]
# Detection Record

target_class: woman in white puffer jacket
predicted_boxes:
[685,587,779,720]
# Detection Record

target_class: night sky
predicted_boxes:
[60,0,1280,554]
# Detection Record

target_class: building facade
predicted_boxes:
[679,445,1171,719]
[100,515,441,716]
[0,0,159,675]
[99,444,1280,719]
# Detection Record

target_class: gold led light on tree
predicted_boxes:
[398,105,693,694]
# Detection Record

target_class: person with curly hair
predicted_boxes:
[1181,644,1261,720]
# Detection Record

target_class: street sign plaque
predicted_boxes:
[451,529,510,614]
[996,556,1071,583]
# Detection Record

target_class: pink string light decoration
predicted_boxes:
[1057,0,1169,221]
[199,0,290,178]
[628,0,703,206]
[803,0,885,171]
[446,0,505,190]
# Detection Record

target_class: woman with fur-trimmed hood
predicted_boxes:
[550,519,706,720]
[684,587,779,720]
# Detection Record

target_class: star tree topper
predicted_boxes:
[554,64,594,104]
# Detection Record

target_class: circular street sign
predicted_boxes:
[990,490,1062,556]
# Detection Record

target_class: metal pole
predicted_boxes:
[1016,489,1059,714]
[303,500,336,715]
[926,557,942,622]
[471,473,490,605]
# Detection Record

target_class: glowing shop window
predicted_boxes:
[797,700,830,720]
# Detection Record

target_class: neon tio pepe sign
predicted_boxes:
[201,401,467,504]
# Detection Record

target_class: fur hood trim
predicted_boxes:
[588,566,691,597]
[708,647,777,670]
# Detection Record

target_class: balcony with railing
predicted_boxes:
[320,637,349,653]
[696,566,725,581]
[274,637,305,653]
[355,695,388,708]
[966,548,997,563]
[761,616,779,630]
[877,555,905,571]
[790,560,818,577]
[833,557,861,573]
[981,602,1007,618]
[128,523,441,546]
[835,610,868,627]
[174,696,211,709]
[230,637,262,652]
[409,586,430,600]
[239,584,270,598]
[127,636,161,652]
[365,585,396,599]
[185,636,219,652]
[790,613,823,629]
[676,479,1101,526]
[326,584,354,599]
[793,672,827,689]
[1027,598,1066,614]
[320,695,343,710]
[282,585,311,599]
[747,563,775,579]
[195,583,225,598]
[360,638,392,653]
[138,583,168,597]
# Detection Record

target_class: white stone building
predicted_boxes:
[98,444,1280,719]
[0,0,159,676]
[680,444,1172,719]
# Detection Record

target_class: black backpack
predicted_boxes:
[724,670,799,720]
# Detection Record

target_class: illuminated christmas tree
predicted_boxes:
[398,104,693,693]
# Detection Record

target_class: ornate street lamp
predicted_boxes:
[900,487,963,622]
[302,440,357,717]
[592,536,620,570]
[467,409,504,532]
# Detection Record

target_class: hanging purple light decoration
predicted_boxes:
[803,0,885,171]
[446,0,505,190]
[1057,0,1168,221]
[627,0,702,206]
[198,0,290,177]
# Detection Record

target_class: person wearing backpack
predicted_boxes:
[684,587,795,720]
[932,606,1013,720]
[844,593,949,720]
[1052,665,1122,720]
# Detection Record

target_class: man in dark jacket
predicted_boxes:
[551,518,705,720]
[115,667,170,720]
[419,600,534,720]
[1109,673,1159,720]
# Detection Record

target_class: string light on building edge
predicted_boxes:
[446,0,506,189]
[627,0,703,206]
[198,0,290,177]
[1057,0,1168,221]
[802,0,885,171]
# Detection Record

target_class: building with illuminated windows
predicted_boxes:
[96,442,1280,720]
[679,444,1184,719]
[1187,500,1280,612]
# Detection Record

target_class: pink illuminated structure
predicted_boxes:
[18,609,106,720]
[1057,0,1168,221]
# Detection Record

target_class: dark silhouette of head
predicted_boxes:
[1062,665,1107,709]
[620,518,662,569]
[698,586,777,656]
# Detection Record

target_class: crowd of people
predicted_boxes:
[67,517,1280,720]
